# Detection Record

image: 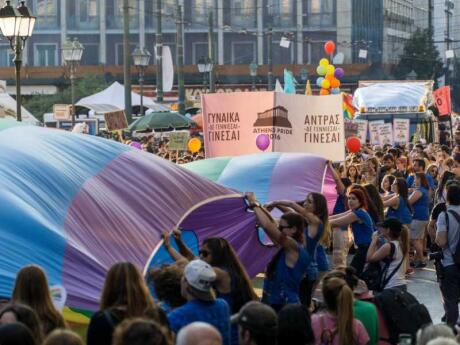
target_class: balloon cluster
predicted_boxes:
[315,41,344,96]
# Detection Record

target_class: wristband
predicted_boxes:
[249,201,261,209]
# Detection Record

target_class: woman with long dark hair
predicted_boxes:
[408,173,430,268]
[311,277,369,345]
[163,228,257,345]
[330,189,374,276]
[87,262,159,345]
[349,184,382,225]
[363,184,385,224]
[381,174,396,197]
[382,178,413,226]
[267,192,330,307]
[435,171,456,205]
[12,265,66,336]
[347,165,361,184]
[246,192,311,312]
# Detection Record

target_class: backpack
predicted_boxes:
[375,288,432,344]
[445,210,460,267]
[319,315,338,345]
[361,243,403,292]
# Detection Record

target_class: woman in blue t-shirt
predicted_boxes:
[267,192,330,308]
[408,172,430,268]
[245,192,311,312]
[330,189,374,276]
[382,177,413,226]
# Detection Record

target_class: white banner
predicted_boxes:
[354,119,368,144]
[378,123,394,146]
[393,118,410,145]
[369,120,384,145]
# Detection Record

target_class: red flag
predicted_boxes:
[433,86,452,117]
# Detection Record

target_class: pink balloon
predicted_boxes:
[130,141,143,150]
[256,134,270,151]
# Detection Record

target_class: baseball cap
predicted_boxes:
[231,301,278,336]
[184,260,216,302]
[376,217,403,234]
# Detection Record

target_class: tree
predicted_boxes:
[394,29,443,80]
[23,74,109,123]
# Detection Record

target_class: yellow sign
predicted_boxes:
[53,104,72,121]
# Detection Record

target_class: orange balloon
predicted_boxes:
[326,73,334,81]
[331,78,341,88]
[320,88,330,95]
[188,138,202,153]
[324,40,336,55]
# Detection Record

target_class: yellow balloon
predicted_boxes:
[321,79,331,89]
[319,58,329,67]
[188,138,202,153]
[327,65,335,74]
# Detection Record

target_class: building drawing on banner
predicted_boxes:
[253,106,292,128]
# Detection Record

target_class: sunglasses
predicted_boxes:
[199,249,210,258]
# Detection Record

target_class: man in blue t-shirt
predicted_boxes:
[167,259,231,345]
[407,159,434,191]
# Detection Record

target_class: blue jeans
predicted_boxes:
[439,264,460,326]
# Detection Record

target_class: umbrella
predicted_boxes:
[128,111,197,132]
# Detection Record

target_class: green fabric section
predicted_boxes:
[182,157,232,182]
[354,299,379,345]
[0,118,29,132]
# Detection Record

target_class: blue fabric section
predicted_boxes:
[0,127,130,298]
[217,153,281,205]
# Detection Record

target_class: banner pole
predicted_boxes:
[449,114,454,149]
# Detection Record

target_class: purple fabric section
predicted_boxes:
[323,166,338,213]
[62,151,234,310]
[179,196,277,277]
[267,153,337,213]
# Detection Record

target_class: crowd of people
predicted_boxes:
[3,139,460,345]
[97,131,205,164]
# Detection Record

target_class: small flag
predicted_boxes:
[305,80,312,95]
[343,93,356,119]
[275,79,284,93]
[283,69,296,94]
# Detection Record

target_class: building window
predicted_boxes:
[232,41,256,64]
[34,44,57,66]
[115,43,136,65]
[192,42,209,64]
[78,0,99,27]
[107,0,138,29]
[267,0,295,28]
[190,0,213,27]
[80,43,100,65]
[305,0,335,27]
[272,41,294,64]
[225,0,256,27]
[33,0,58,29]
[0,44,12,67]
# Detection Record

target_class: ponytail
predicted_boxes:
[320,220,331,247]
[400,225,410,257]
[322,277,356,345]
[337,283,355,345]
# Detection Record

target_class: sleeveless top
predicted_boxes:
[262,244,311,305]
[383,240,406,289]
[305,223,323,281]
[412,187,430,221]
[387,196,412,225]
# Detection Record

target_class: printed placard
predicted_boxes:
[378,123,394,146]
[393,118,410,145]
[353,119,368,144]
[369,120,384,145]
[169,132,190,151]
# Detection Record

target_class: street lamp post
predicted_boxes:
[0,1,35,122]
[132,46,151,116]
[197,56,213,92]
[249,62,258,91]
[62,38,84,128]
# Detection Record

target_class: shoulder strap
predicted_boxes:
[381,243,404,289]
[448,210,460,224]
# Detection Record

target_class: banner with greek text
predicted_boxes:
[202,92,345,161]
[378,123,394,146]
[369,120,384,145]
[393,118,410,145]
[353,119,368,144]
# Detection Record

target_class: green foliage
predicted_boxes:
[394,29,443,80]
[23,74,109,123]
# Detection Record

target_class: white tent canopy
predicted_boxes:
[76,81,169,113]
[0,92,40,125]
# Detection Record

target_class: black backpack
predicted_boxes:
[445,210,460,267]
[375,288,432,344]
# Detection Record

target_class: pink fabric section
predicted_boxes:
[62,151,234,310]
[323,165,338,214]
